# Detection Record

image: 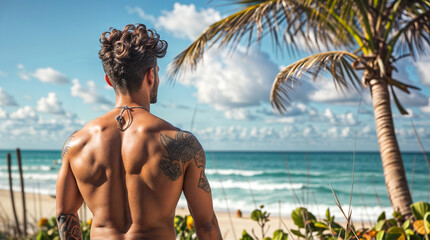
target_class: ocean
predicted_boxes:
[0,150,428,222]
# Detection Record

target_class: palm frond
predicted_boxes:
[270,51,361,114]
[168,0,360,80]
[388,5,430,60]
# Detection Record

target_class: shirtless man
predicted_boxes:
[56,24,222,240]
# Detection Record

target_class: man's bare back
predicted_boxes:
[56,24,221,240]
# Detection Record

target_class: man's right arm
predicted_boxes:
[180,132,222,240]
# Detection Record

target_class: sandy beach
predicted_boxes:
[0,189,298,240]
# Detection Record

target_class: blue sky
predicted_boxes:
[0,0,429,151]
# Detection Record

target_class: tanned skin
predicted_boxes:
[56,65,222,239]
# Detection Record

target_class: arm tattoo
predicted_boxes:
[159,130,207,183]
[198,170,211,193]
[62,130,78,158]
[57,214,82,240]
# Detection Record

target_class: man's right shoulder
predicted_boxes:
[60,126,91,161]
[61,130,81,160]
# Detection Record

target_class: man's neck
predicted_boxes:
[115,94,150,112]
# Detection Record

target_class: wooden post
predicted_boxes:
[7,153,21,236]
[16,148,27,236]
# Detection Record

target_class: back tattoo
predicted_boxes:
[159,130,210,193]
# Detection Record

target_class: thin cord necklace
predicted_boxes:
[114,105,148,131]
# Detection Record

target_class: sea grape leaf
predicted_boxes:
[291,207,316,228]
[375,220,386,231]
[37,231,48,240]
[376,230,385,240]
[314,221,328,229]
[290,229,305,238]
[251,209,262,221]
[273,229,288,240]
[240,230,254,240]
[410,202,430,220]
[385,233,403,240]
[378,212,386,221]
[402,220,410,230]
[404,229,414,236]
[387,227,405,234]
[386,226,406,240]
[387,219,398,227]
[393,211,402,219]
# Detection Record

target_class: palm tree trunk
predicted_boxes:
[369,78,413,218]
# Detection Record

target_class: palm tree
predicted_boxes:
[168,0,430,217]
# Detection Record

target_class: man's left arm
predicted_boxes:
[56,132,84,240]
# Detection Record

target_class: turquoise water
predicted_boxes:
[0,150,428,221]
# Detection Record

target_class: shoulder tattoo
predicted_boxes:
[159,130,207,181]
[57,213,82,240]
[61,130,78,159]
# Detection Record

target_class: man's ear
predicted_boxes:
[145,68,155,87]
[105,75,113,87]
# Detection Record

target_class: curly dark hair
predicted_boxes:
[99,24,168,94]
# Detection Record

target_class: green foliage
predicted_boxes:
[291,207,316,229]
[6,201,430,240]
[411,202,430,220]
[174,215,197,240]
[241,205,288,240]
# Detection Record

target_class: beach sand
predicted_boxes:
[0,190,297,240]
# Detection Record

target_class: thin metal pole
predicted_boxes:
[7,153,21,236]
[16,148,27,236]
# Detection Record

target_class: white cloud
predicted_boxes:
[10,106,38,120]
[321,108,358,126]
[224,108,257,120]
[263,103,318,123]
[360,125,374,137]
[323,108,336,124]
[265,117,295,124]
[71,79,113,110]
[415,57,430,85]
[36,92,66,115]
[280,77,368,106]
[158,3,221,40]
[0,113,85,145]
[326,127,338,138]
[0,88,18,106]
[303,125,317,137]
[0,70,6,76]
[340,127,351,137]
[394,89,429,107]
[17,64,31,80]
[0,107,7,118]
[307,80,365,104]
[179,47,279,110]
[420,98,430,113]
[125,6,156,23]
[395,127,430,139]
[129,3,222,40]
[33,67,69,84]
[196,125,279,141]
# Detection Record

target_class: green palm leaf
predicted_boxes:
[388,5,430,60]
[168,0,359,80]
[270,51,361,113]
